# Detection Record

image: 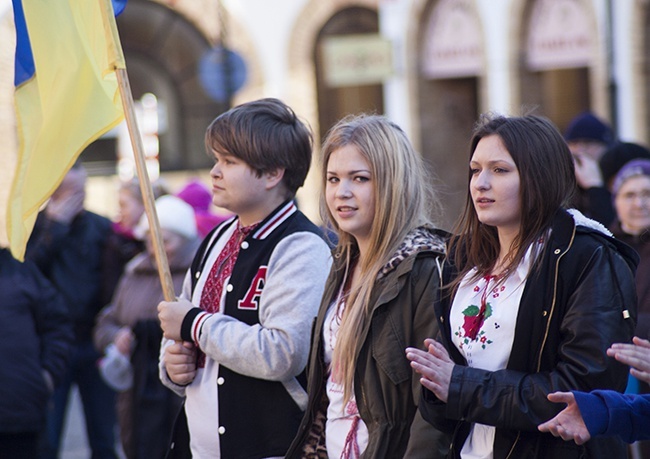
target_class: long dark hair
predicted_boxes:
[450,113,576,285]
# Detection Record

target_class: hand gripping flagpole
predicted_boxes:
[115,69,176,302]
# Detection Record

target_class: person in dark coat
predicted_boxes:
[27,162,118,459]
[564,112,618,226]
[0,248,73,459]
[407,114,637,459]
[607,158,650,457]
[609,159,650,347]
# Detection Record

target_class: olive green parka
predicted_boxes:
[286,226,449,458]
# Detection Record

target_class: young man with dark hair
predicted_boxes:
[158,98,331,458]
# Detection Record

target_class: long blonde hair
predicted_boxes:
[320,114,439,403]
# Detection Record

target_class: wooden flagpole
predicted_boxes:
[115,68,176,302]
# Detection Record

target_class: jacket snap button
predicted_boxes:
[554,249,561,255]
[226,284,233,292]
[217,377,225,385]
[241,241,249,249]
[218,426,226,435]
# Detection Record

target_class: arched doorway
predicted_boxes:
[416,0,483,231]
[313,7,385,142]
[83,0,225,176]
[518,0,599,133]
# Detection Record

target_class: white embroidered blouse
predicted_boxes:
[449,242,541,459]
[323,297,369,459]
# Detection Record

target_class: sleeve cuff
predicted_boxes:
[181,307,204,342]
[573,390,608,436]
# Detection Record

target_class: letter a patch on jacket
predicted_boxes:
[238,266,267,310]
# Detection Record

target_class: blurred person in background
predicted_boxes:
[94,195,200,459]
[610,159,650,341]
[564,112,618,226]
[100,178,169,307]
[0,247,72,459]
[599,143,650,193]
[176,178,230,238]
[609,158,650,457]
[27,162,118,459]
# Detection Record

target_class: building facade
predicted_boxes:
[0,0,648,236]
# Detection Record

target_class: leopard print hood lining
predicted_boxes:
[377,226,446,279]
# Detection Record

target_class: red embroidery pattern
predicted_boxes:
[196,221,258,367]
[461,275,495,340]
[340,402,361,459]
[454,275,504,350]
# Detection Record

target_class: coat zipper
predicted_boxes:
[504,226,575,459]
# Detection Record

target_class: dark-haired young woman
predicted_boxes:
[406,114,638,458]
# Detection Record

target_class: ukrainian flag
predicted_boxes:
[8,0,126,260]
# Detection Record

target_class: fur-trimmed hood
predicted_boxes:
[378,225,447,279]
[568,208,639,272]
[567,208,613,237]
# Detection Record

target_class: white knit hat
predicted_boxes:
[134,195,198,240]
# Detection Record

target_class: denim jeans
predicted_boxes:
[42,340,118,459]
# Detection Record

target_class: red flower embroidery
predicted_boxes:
[462,309,482,340]
[461,275,495,340]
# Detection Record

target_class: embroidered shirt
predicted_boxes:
[323,295,369,459]
[196,221,258,368]
[450,243,540,459]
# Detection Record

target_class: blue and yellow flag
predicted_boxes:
[8,0,127,260]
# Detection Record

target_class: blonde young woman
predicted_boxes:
[286,114,448,458]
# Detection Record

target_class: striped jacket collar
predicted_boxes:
[250,200,297,240]
[217,200,298,240]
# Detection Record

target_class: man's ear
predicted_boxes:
[264,168,285,190]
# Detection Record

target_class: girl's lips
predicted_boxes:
[336,206,357,217]
[475,198,494,207]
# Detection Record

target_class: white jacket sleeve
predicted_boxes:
[193,231,331,381]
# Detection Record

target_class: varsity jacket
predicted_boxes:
[420,209,638,459]
[160,200,332,459]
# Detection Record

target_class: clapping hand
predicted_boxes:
[405,338,454,403]
[608,336,650,384]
